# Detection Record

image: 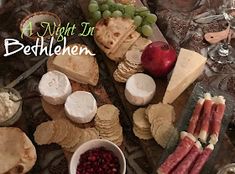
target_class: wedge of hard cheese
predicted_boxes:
[163,48,207,104]
[52,44,99,86]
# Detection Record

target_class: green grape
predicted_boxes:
[136,27,142,33]
[102,10,111,19]
[139,10,150,17]
[90,0,98,4]
[107,0,114,5]
[100,4,109,11]
[141,25,153,37]
[112,10,123,17]
[136,6,149,13]
[116,3,124,11]
[146,13,157,24]
[141,20,151,26]
[92,11,102,21]
[124,5,135,18]
[133,15,142,27]
[109,4,118,12]
[88,3,99,13]
[97,0,107,4]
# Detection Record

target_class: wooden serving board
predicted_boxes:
[77,0,235,173]
[41,56,119,160]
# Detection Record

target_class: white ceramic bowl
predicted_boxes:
[70,139,126,174]
[20,11,61,43]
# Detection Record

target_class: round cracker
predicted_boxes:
[133,127,153,140]
[51,119,69,143]
[154,124,177,148]
[133,108,150,129]
[34,121,55,145]
[60,126,82,148]
[96,104,120,122]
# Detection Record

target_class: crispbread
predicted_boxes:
[95,18,136,55]
[130,36,152,51]
[107,31,140,62]
[113,70,128,83]
[34,121,55,145]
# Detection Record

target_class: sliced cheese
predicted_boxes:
[163,48,207,104]
[52,44,99,86]
[65,91,97,123]
[125,73,156,106]
[38,70,72,105]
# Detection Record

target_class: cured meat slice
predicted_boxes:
[172,141,202,174]
[189,144,214,174]
[198,93,213,143]
[209,96,226,145]
[157,132,196,174]
[187,98,205,134]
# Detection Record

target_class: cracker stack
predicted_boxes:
[145,103,178,148]
[133,108,153,140]
[113,49,144,83]
[95,104,123,146]
[34,119,99,152]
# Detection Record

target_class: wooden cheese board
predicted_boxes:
[77,0,235,173]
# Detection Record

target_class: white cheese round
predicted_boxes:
[39,70,72,105]
[125,73,156,106]
[65,91,97,123]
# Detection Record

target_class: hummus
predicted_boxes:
[0,92,20,122]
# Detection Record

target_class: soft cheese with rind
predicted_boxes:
[65,91,97,123]
[52,44,99,86]
[163,48,207,104]
[39,70,72,105]
[125,73,156,106]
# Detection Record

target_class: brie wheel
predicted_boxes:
[125,73,156,106]
[65,91,97,123]
[39,70,72,105]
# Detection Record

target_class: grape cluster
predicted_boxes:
[88,0,157,37]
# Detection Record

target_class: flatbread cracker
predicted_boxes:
[133,108,150,129]
[107,31,140,62]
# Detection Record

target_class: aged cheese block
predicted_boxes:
[38,70,72,105]
[52,44,99,86]
[163,48,207,104]
[125,73,156,106]
[65,91,97,123]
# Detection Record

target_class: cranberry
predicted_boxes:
[76,147,121,174]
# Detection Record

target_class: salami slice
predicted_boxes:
[172,141,202,174]
[187,98,204,134]
[189,144,214,174]
[157,132,196,174]
[209,96,226,145]
[198,93,213,143]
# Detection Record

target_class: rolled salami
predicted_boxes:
[172,141,202,174]
[209,96,226,145]
[198,93,213,143]
[157,132,196,174]
[189,144,214,174]
[187,98,205,134]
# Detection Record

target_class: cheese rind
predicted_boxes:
[52,44,99,86]
[125,73,156,106]
[65,91,97,123]
[38,70,72,105]
[163,48,207,104]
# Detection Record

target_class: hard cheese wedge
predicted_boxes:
[163,48,207,104]
[52,44,99,86]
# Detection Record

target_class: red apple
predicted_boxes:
[141,41,177,77]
